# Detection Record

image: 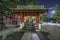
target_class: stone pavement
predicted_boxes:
[32,33,40,40]
[0,27,21,40]
[21,32,40,40]
[36,31,47,40]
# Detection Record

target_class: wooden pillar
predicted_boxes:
[36,13,40,23]
[20,12,24,23]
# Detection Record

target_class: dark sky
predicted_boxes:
[37,0,60,8]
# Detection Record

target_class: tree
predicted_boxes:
[0,0,15,30]
[40,14,50,22]
[53,8,60,22]
[26,0,37,5]
[12,0,37,5]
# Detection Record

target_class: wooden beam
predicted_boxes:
[12,10,48,13]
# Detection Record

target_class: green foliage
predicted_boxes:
[0,12,7,17]
[27,2,36,5]
[26,0,37,5]
[9,0,37,5]
[53,9,60,20]
[40,14,50,21]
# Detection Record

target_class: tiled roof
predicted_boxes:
[10,5,48,10]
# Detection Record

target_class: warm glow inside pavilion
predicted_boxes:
[11,5,48,23]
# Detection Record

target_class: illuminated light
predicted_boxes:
[51,11,55,13]
[32,17,35,19]
[24,19,26,22]
[18,16,20,18]
[27,16,30,20]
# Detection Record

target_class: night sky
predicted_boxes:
[37,0,60,8]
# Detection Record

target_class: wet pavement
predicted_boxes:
[0,27,21,40]
[0,27,47,40]
[21,32,40,40]
[0,23,50,40]
[41,23,60,40]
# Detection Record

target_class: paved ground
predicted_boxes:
[0,27,40,40]
[36,31,47,40]
[0,27,47,40]
[0,27,21,40]
[21,32,40,40]
[41,23,60,40]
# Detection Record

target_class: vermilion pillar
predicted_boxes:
[21,15,24,23]
[36,14,40,23]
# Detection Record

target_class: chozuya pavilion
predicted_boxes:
[11,5,48,29]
